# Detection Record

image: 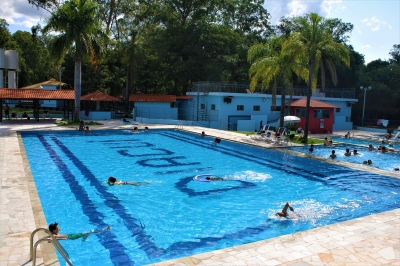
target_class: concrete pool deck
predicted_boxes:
[0,120,399,266]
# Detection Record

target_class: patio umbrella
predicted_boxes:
[283,116,301,123]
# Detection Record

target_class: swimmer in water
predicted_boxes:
[49,222,110,241]
[107,176,150,186]
[205,176,226,181]
[276,202,294,217]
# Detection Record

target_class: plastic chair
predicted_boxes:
[43,111,50,119]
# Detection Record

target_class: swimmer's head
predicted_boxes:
[108,176,117,184]
[206,177,211,180]
[49,222,60,234]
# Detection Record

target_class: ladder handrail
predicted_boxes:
[33,238,73,266]
[30,228,73,266]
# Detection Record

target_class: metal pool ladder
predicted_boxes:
[174,124,184,130]
[30,228,73,266]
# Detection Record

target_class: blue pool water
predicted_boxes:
[21,130,400,265]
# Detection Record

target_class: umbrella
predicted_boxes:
[283,116,301,123]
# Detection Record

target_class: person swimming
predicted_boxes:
[205,176,225,181]
[49,222,110,241]
[107,176,150,186]
[276,202,294,217]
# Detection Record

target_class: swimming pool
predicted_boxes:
[21,130,400,265]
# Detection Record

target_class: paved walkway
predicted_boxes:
[0,120,398,266]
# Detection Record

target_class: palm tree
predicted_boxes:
[248,35,307,127]
[43,0,109,121]
[284,13,350,143]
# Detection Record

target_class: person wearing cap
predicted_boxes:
[48,222,110,240]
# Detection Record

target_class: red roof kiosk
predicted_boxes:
[286,98,341,134]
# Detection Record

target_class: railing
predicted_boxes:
[175,124,184,130]
[30,228,73,266]
[189,82,355,99]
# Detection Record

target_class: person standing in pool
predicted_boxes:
[344,148,351,156]
[309,144,314,152]
[276,202,294,217]
[49,222,110,240]
[330,150,336,159]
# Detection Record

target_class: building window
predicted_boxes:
[314,109,330,118]
[271,106,281,111]
[211,104,215,110]
[200,103,205,109]
[336,108,340,112]
[253,105,260,111]
[237,105,244,111]
[295,109,306,117]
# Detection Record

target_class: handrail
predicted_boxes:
[175,124,183,130]
[30,228,73,266]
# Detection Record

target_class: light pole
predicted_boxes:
[59,67,66,89]
[360,86,372,126]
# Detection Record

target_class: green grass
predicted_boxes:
[236,131,324,145]
[56,120,103,127]
[9,108,66,115]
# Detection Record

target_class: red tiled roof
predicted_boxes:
[129,94,176,102]
[20,78,66,89]
[81,90,119,101]
[286,98,341,108]
[0,88,74,99]
[176,95,192,100]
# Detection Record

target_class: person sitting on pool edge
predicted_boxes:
[276,202,294,217]
[330,150,336,159]
[344,148,351,156]
[107,176,150,186]
[48,222,110,240]
[78,120,85,131]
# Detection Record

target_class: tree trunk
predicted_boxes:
[74,59,82,122]
[279,72,286,128]
[304,57,315,143]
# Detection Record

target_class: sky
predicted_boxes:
[1,0,399,64]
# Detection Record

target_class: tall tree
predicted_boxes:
[284,13,350,143]
[42,0,109,121]
[248,35,307,127]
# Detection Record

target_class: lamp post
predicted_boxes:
[59,67,66,89]
[360,86,372,126]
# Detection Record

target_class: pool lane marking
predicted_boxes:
[160,132,397,195]
[45,135,275,261]
[37,135,135,266]
[47,136,168,259]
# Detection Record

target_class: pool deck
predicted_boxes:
[0,120,399,266]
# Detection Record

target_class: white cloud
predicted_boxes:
[1,0,48,32]
[362,44,371,49]
[361,16,392,32]
[264,0,343,25]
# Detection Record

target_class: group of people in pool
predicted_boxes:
[132,126,149,133]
